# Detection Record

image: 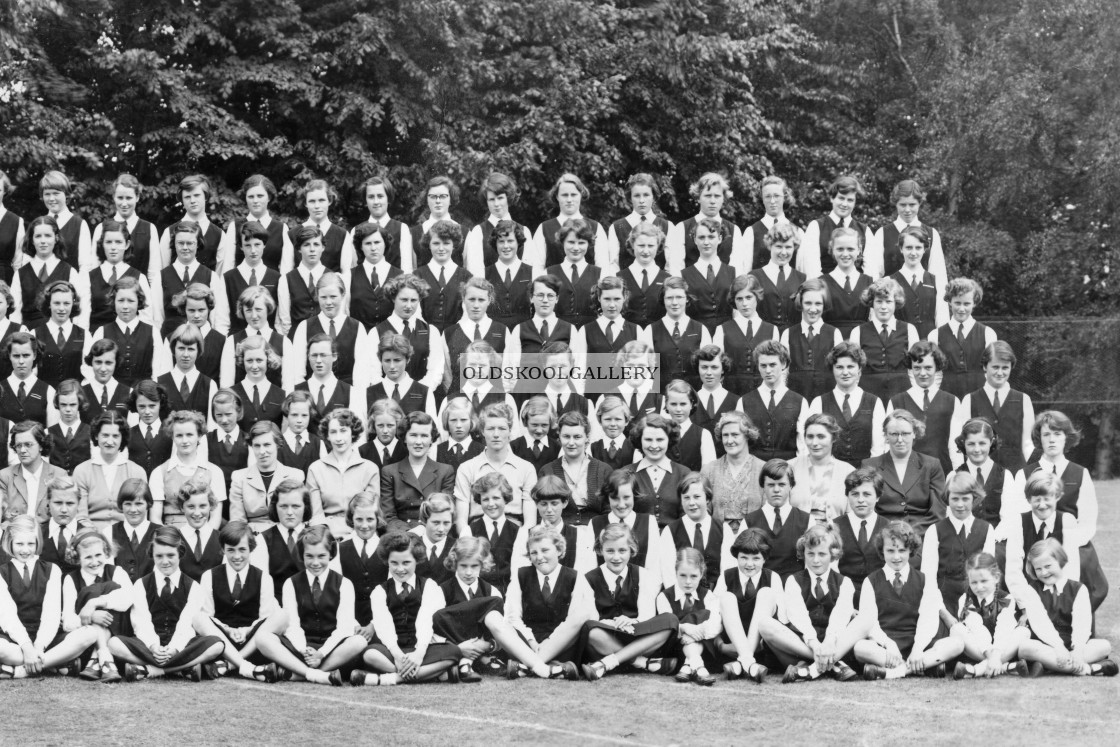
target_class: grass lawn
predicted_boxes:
[3,483,1119,746]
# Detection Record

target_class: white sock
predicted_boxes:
[239,662,256,679]
[306,669,331,684]
[381,672,400,685]
[807,663,821,679]
[885,664,908,679]
[602,654,620,671]
[633,655,648,668]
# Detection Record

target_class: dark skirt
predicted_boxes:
[432,597,505,644]
[1079,541,1108,612]
[115,634,224,669]
[367,641,461,666]
[211,617,270,665]
[577,612,678,664]
[76,581,128,637]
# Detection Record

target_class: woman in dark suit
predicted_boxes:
[861,409,946,537]
[379,411,455,533]
[537,411,613,527]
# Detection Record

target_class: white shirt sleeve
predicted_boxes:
[281,578,306,650]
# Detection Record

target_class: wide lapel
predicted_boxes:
[900,452,922,495]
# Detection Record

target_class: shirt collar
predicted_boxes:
[458,317,490,336]
[157,569,184,590]
[887,565,911,584]
[394,574,419,593]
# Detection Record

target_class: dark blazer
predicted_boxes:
[537,457,613,526]
[380,458,456,533]
[862,451,947,534]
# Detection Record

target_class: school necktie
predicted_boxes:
[640,215,647,224]
[976,466,984,485]
[641,269,649,292]
[311,576,322,605]
[746,577,756,595]
[772,511,782,536]
[370,269,380,291]
[224,435,233,455]
[306,273,315,299]
[161,576,172,602]
[468,586,477,600]
[249,268,258,287]
[992,391,1001,415]
[438,265,447,289]
[880,324,890,346]
[252,385,261,410]
[841,393,852,421]
[100,386,108,408]
[556,394,563,416]
[504,267,513,286]
[911,274,920,292]
[489,521,500,548]
[109,266,118,285]
[533,440,542,459]
[392,383,400,402]
[843,275,851,293]
[613,575,623,600]
[672,322,680,342]
[922,389,930,412]
[360,540,369,562]
[179,377,190,402]
[295,434,304,452]
[777,266,786,286]
[569,263,579,284]
[232,573,242,603]
[471,391,481,411]
[767,389,776,415]
[401,319,411,337]
[958,524,967,543]
[858,520,868,548]
[541,576,552,603]
[130,531,140,553]
[605,320,614,346]
[539,320,549,340]
[57,528,67,557]
[705,263,714,284]
[474,323,482,342]
[182,267,191,285]
[957,323,965,345]
[608,440,618,459]
[37,264,47,283]
[316,386,326,412]
[692,523,704,551]
[453,443,463,459]
[402,582,412,596]
[286,531,297,556]
[682,592,693,612]
[892,572,904,595]
[329,319,337,340]
[429,545,439,566]
[727,519,741,534]
[20,563,30,586]
[383,447,391,464]
[145,425,154,445]
[814,576,825,600]
[56,327,66,348]
[193,530,203,560]
[628,392,639,416]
